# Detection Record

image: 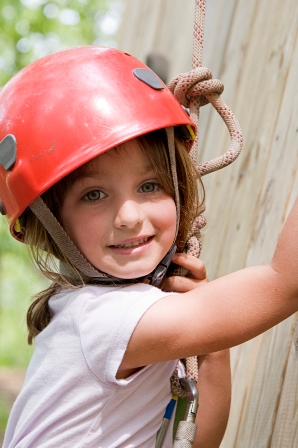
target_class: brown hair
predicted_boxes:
[25,129,205,343]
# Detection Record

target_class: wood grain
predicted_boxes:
[118,1,298,445]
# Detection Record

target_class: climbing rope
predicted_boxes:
[168,0,243,411]
[164,2,244,446]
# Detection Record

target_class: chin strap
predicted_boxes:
[29,196,109,279]
[150,245,177,287]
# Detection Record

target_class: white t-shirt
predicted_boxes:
[3,284,178,448]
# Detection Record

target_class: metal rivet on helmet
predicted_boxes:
[0,134,17,171]
[133,68,164,90]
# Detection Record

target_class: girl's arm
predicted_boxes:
[121,197,298,367]
[163,263,231,448]
[193,350,231,448]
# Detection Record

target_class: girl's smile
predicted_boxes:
[108,235,153,252]
[60,139,177,279]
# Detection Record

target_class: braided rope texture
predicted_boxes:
[168,67,243,175]
[169,0,243,396]
[190,0,206,164]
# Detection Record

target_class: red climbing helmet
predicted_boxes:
[0,46,195,240]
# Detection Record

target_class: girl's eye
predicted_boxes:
[139,182,161,193]
[83,190,106,201]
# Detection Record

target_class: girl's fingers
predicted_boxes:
[163,275,208,293]
[171,253,207,280]
[162,253,208,292]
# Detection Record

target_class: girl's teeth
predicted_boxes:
[116,237,149,248]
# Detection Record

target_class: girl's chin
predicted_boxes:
[92,255,167,280]
[95,265,154,280]
[105,270,152,280]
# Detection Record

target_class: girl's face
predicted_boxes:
[60,139,177,279]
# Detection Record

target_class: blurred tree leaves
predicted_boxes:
[0,217,41,367]
[0,0,124,86]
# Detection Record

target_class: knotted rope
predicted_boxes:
[169,0,243,396]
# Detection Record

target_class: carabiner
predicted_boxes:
[173,378,199,447]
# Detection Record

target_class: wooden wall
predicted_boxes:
[117,1,298,446]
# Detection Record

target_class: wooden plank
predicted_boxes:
[220,1,298,445]
[232,318,296,447]
[118,0,195,80]
[117,1,298,446]
[220,338,259,447]
[202,0,298,278]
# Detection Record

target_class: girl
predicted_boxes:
[0,46,297,448]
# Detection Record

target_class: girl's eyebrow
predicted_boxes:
[76,164,155,180]
[138,165,156,175]
[78,170,106,179]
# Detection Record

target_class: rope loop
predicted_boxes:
[196,94,243,176]
[167,2,244,172]
[168,65,243,175]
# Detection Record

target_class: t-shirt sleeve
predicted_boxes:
[79,284,172,385]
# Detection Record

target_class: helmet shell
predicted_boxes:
[0,46,195,239]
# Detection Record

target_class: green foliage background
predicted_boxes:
[0,220,42,368]
[0,0,123,436]
[0,0,123,86]
[0,174,43,440]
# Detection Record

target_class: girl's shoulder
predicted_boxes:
[51,282,164,300]
[49,282,171,318]
[45,283,175,385]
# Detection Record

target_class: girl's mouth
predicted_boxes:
[110,236,152,249]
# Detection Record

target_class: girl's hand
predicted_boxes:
[162,253,208,292]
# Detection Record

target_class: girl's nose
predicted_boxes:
[114,200,144,229]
